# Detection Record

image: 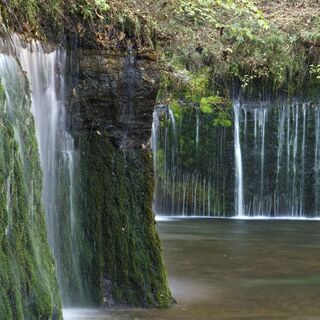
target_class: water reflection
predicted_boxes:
[64,219,320,319]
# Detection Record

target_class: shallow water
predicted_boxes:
[64,219,320,320]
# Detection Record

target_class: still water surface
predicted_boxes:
[64,218,320,320]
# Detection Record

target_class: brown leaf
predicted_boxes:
[118,31,126,41]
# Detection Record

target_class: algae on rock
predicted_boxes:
[0,46,62,319]
[65,48,173,307]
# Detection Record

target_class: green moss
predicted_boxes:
[169,100,183,122]
[0,61,62,319]
[74,131,173,307]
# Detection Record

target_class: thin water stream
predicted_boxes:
[233,102,244,217]
[64,218,320,320]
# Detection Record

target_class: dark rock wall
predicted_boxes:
[66,49,173,307]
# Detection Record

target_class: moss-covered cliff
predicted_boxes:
[75,135,171,306]
[0,48,61,319]
[1,0,174,309]
[64,49,173,307]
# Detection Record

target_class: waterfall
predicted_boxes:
[196,107,200,147]
[0,36,62,317]
[0,43,31,236]
[151,110,160,212]
[13,36,62,248]
[314,107,320,213]
[11,35,84,304]
[152,100,320,218]
[236,102,320,217]
[152,103,234,216]
[300,104,306,215]
[169,108,176,138]
[151,110,160,167]
[233,101,244,217]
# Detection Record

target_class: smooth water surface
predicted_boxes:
[64,219,320,319]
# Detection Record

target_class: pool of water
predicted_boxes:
[64,219,320,319]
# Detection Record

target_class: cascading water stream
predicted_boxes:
[0,43,30,237]
[13,36,61,248]
[196,107,200,148]
[151,110,160,212]
[11,35,84,305]
[169,108,176,138]
[314,107,320,213]
[152,103,233,216]
[152,100,320,218]
[0,35,63,318]
[233,102,244,217]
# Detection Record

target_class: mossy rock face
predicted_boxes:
[76,134,172,307]
[64,49,173,307]
[0,52,62,319]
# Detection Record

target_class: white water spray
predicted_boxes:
[12,34,83,304]
[233,101,244,217]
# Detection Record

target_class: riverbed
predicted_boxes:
[64,218,320,320]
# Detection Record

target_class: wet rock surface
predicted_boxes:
[73,49,160,149]
[66,49,172,307]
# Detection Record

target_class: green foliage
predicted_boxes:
[200,96,223,113]
[0,0,153,49]
[200,95,232,126]
[187,72,209,101]
[160,65,232,128]
[95,0,110,12]
[173,0,268,37]
[155,0,320,95]
[169,100,183,122]
[154,100,235,215]
[227,28,306,88]
[0,0,63,32]
[2,0,320,96]
[213,110,232,127]
[69,0,110,20]
[310,64,320,80]
[0,58,62,319]
[156,0,269,68]
[160,67,212,103]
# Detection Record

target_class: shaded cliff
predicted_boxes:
[63,49,172,307]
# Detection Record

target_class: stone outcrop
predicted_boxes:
[65,48,173,307]
[72,50,159,149]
